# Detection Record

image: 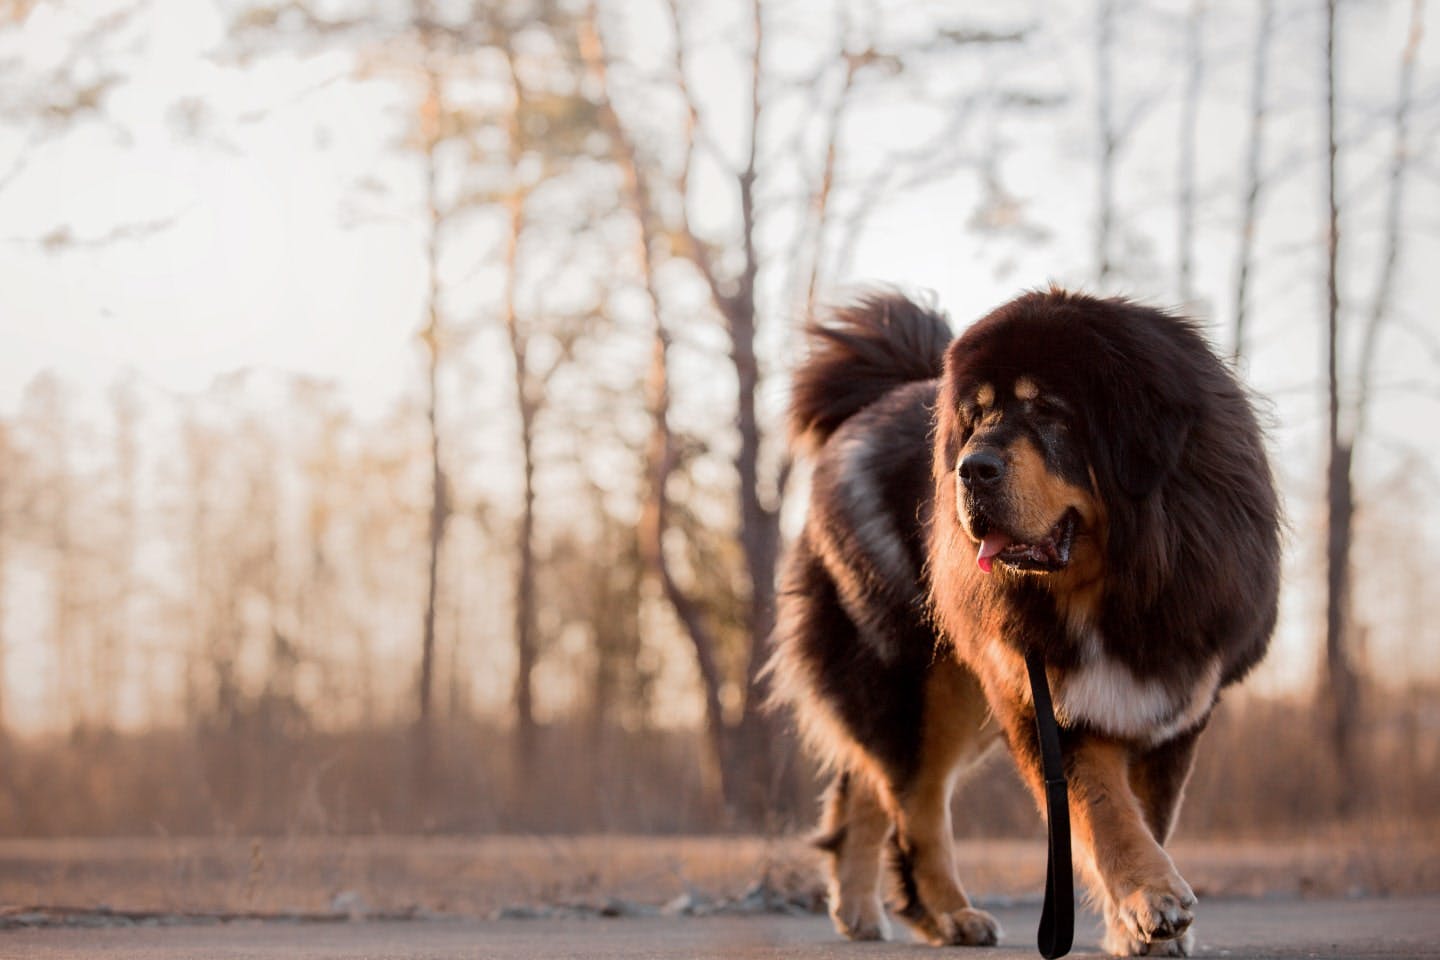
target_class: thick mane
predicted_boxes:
[932,290,1280,686]
[789,292,953,454]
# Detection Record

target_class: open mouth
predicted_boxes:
[975,508,1079,574]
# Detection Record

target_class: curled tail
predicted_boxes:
[789,291,953,452]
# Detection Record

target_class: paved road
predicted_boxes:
[3,896,1437,959]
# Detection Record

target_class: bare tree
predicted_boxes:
[97,377,142,729]
[577,504,646,745]
[1321,0,1427,815]
[226,0,599,804]
[17,376,87,730]
[1320,0,1357,814]
[224,0,458,795]
[793,15,863,325]
[498,44,540,785]
[578,0,731,811]
[288,380,349,721]
[1092,0,1168,290]
[2,2,173,251]
[1176,0,1205,306]
[587,0,798,817]
[0,419,11,738]
[413,46,451,799]
[716,0,780,816]
[492,10,594,786]
[1353,0,1424,442]
[1231,0,1275,361]
[1096,0,1119,284]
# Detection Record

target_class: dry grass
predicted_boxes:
[5,687,1436,839]
[1,685,1435,923]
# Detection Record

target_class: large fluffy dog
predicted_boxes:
[766,289,1279,956]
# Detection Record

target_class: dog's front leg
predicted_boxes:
[998,706,1196,956]
[1128,724,1204,846]
[1067,735,1196,956]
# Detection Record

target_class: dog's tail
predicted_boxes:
[789,291,953,453]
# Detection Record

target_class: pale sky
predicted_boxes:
[2,0,1438,731]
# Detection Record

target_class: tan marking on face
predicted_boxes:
[1014,377,1039,401]
[975,383,994,409]
[1052,466,1108,627]
[1006,438,1097,541]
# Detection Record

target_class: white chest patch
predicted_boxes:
[1054,634,1221,745]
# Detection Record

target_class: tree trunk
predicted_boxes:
[1323,440,1360,815]
[414,62,449,808]
[638,331,728,817]
[584,0,791,822]
[580,2,732,818]
[0,422,8,740]
[1321,0,1359,817]
[509,345,539,789]
[501,50,540,792]
[721,0,782,822]
[795,24,862,325]
[1324,0,1425,818]
[1176,0,1205,307]
[1095,0,1118,285]
[1353,0,1423,440]
[1232,0,1274,361]
[102,381,140,731]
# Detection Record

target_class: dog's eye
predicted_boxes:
[1030,398,1069,424]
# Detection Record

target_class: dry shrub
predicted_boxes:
[1,682,1435,838]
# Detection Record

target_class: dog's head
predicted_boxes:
[934,290,1199,579]
[945,371,1099,575]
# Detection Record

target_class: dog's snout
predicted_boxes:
[959,450,1006,491]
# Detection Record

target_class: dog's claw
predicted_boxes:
[1111,875,1196,952]
[1104,925,1195,957]
[938,907,1002,946]
[830,892,890,942]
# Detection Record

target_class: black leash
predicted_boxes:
[1025,647,1074,959]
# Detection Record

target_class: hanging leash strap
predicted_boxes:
[1025,647,1074,959]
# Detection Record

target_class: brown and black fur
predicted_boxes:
[766,288,1280,955]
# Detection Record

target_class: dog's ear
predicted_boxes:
[1096,380,1196,500]
[931,342,969,485]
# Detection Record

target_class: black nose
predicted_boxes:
[959,450,1005,491]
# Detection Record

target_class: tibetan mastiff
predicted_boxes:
[766,288,1279,955]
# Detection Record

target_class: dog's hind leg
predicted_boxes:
[816,770,891,941]
[886,659,1004,946]
[887,775,1003,946]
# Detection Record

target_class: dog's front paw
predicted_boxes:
[830,892,890,941]
[1110,873,1196,949]
[1103,926,1195,956]
[936,906,1002,946]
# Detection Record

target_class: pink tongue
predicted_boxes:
[976,534,1012,574]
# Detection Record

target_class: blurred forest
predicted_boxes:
[0,0,1438,840]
